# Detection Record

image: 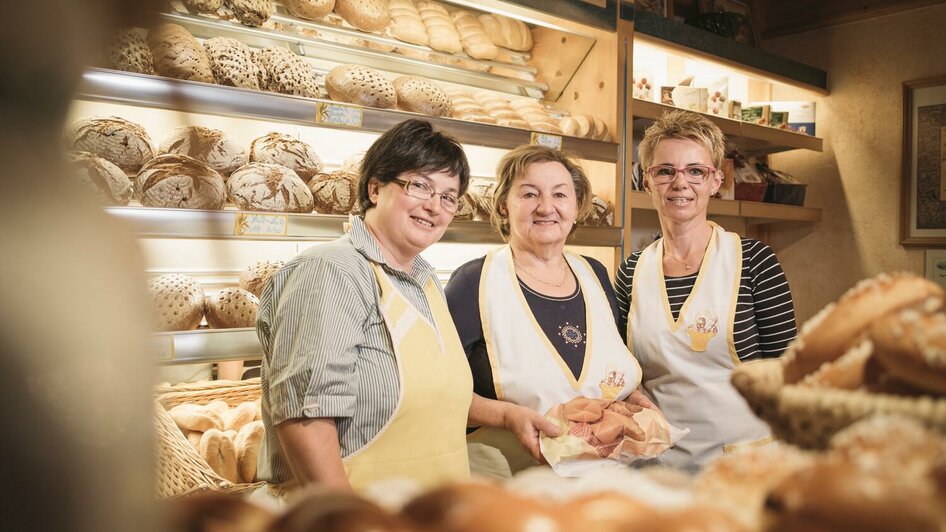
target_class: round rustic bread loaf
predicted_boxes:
[339,152,365,175]
[239,260,285,297]
[203,37,261,90]
[467,178,495,221]
[158,125,247,179]
[392,76,452,117]
[205,287,259,328]
[149,274,205,332]
[453,194,475,221]
[253,47,319,98]
[308,170,358,214]
[284,0,335,20]
[325,64,396,109]
[147,23,214,83]
[66,151,134,206]
[227,162,314,212]
[66,116,155,173]
[584,195,614,226]
[183,0,224,14]
[249,132,323,183]
[103,29,154,74]
[224,0,274,26]
[334,0,390,32]
[136,154,227,210]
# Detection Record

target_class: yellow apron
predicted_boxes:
[342,262,473,491]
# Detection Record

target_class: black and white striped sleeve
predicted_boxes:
[614,251,641,344]
[744,239,797,358]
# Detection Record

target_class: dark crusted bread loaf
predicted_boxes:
[66,116,155,173]
[227,162,314,213]
[147,23,214,83]
[158,125,247,179]
[308,170,358,214]
[66,151,134,206]
[253,47,319,98]
[136,153,227,210]
[249,132,323,183]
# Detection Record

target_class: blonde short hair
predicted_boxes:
[490,144,592,239]
[637,110,726,170]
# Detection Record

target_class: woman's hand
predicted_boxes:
[624,388,662,415]
[501,403,563,462]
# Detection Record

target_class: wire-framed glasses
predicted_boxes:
[392,178,460,214]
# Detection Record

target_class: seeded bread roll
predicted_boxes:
[66,116,155,174]
[450,9,498,60]
[249,132,323,183]
[308,170,358,214]
[136,154,227,209]
[203,37,261,90]
[478,13,532,52]
[224,0,274,26]
[392,76,452,116]
[205,287,259,329]
[103,29,154,74]
[335,0,390,32]
[183,0,224,14]
[284,0,335,20]
[227,162,314,212]
[416,1,462,54]
[388,0,428,46]
[253,47,319,97]
[149,274,205,332]
[66,151,134,205]
[158,126,247,179]
[239,259,284,297]
[325,64,397,109]
[147,23,214,83]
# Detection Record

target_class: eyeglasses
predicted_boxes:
[392,177,460,214]
[645,164,717,185]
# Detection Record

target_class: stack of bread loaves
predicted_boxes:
[136,154,228,210]
[560,114,611,141]
[416,1,462,54]
[66,151,134,206]
[388,0,428,46]
[446,89,495,124]
[478,12,533,52]
[474,92,529,129]
[450,9,499,60]
[510,98,563,135]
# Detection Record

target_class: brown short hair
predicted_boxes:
[637,110,726,171]
[490,144,592,239]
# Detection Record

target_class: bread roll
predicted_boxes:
[239,260,284,297]
[274,490,410,531]
[203,36,261,90]
[451,9,499,60]
[200,429,240,483]
[325,64,396,109]
[147,23,214,83]
[562,397,605,423]
[558,491,658,532]
[584,196,614,227]
[334,0,390,32]
[185,430,203,449]
[235,420,265,483]
[183,0,223,14]
[453,194,475,221]
[416,1,462,54]
[249,132,323,183]
[223,401,259,432]
[253,47,319,98]
[870,308,946,395]
[66,116,155,173]
[284,0,335,20]
[169,404,224,432]
[148,274,206,332]
[403,483,560,532]
[103,29,154,75]
[227,162,314,212]
[478,13,532,52]
[66,151,134,206]
[308,170,358,214]
[388,0,428,46]
[392,76,452,116]
[205,400,230,418]
[205,287,259,328]
[466,178,494,220]
[224,0,274,27]
[158,125,247,179]
[136,154,227,210]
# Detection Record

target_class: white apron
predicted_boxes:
[470,246,642,476]
[628,223,770,472]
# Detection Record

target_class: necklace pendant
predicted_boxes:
[685,264,691,270]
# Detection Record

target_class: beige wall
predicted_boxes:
[762,3,946,322]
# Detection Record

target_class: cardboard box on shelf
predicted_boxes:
[769,111,789,129]
[751,101,817,136]
[728,100,742,120]
[662,86,709,112]
[741,105,771,125]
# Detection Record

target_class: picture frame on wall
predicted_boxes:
[899,75,946,247]
[697,0,760,47]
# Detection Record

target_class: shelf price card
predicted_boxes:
[316,102,364,128]
[234,213,289,237]
[530,131,563,150]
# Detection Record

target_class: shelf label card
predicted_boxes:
[234,213,289,237]
[153,335,175,362]
[530,132,563,150]
[316,102,363,128]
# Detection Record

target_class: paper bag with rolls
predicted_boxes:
[540,397,687,476]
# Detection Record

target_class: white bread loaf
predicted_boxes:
[253,47,319,98]
[199,429,240,483]
[388,0,428,46]
[224,0,274,27]
[239,260,284,297]
[223,401,259,432]
[308,170,358,214]
[560,115,591,138]
[392,76,452,116]
[136,154,227,210]
[446,89,495,124]
[227,162,314,212]
[235,420,265,483]
[183,0,223,14]
[325,64,397,109]
[474,92,529,129]
[158,125,247,178]
[66,116,154,173]
[284,0,335,20]
[103,29,154,75]
[147,23,214,83]
[169,404,224,432]
[585,195,614,226]
[416,1,462,54]
[334,0,390,32]
[249,132,323,183]
[66,151,134,206]
[450,9,498,60]
[478,13,532,52]
[205,287,259,328]
[148,273,206,332]
[203,36,261,90]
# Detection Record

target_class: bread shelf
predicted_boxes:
[631,99,823,156]
[154,328,262,365]
[105,206,623,246]
[76,69,619,162]
[627,191,822,224]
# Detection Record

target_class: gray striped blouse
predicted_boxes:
[255,216,440,484]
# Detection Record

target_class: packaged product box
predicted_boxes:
[663,86,708,112]
[690,76,729,116]
[632,70,654,101]
[728,100,742,120]
[741,105,771,125]
[769,111,789,129]
[751,101,817,136]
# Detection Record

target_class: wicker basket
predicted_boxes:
[154,378,266,498]
[732,359,946,449]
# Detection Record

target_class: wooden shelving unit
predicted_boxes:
[627,191,822,224]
